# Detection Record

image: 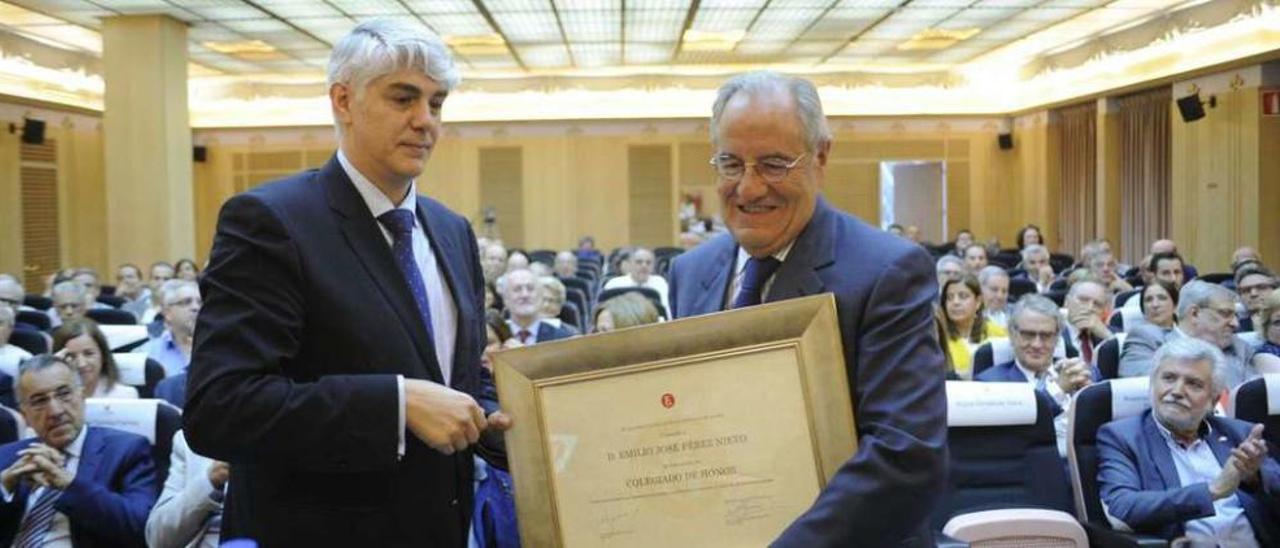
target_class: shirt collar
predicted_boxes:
[61,424,88,459]
[337,149,418,223]
[734,241,796,274]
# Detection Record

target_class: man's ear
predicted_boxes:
[815,138,832,167]
[330,82,354,126]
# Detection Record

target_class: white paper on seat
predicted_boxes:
[946,381,1038,427]
[99,325,148,352]
[1266,374,1280,415]
[1239,331,1263,347]
[85,398,157,444]
[111,353,147,386]
[1110,377,1151,419]
[1120,308,1144,331]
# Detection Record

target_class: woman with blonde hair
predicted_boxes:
[593,292,659,333]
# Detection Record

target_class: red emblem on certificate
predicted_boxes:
[661,393,676,409]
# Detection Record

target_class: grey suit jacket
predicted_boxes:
[1120,325,1258,387]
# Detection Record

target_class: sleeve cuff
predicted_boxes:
[397,375,406,459]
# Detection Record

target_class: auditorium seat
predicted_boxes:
[1008,278,1037,301]
[87,308,137,325]
[527,249,556,267]
[1049,254,1075,274]
[1065,378,1168,547]
[0,406,21,446]
[1092,334,1127,381]
[557,303,581,331]
[1231,374,1279,465]
[1192,272,1233,285]
[98,324,149,352]
[22,295,51,311]
[990,251,1021,269]
[1112,288,1141,309]
[1106,308,1144,333]
[934,381,1085,546]
[16,310,50,331]
[96,295,126,308]
[85,398,181,487]
[8,328,49,355]
[112,353,167,398]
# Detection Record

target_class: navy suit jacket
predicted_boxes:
[536,321,576,343]
[154,373,185,410]
[974,361,1072,416]
[185,156,493,547]
[668,198,948,546]
[1098,411,1280,543]
[0,426,158,548]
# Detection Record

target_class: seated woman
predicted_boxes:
[1138,279,1178,332]
[1253,289,1280,368]
[940,274,1007,379]
[473,309,520,548]
[593,292,659,333]
[52,318,138,399]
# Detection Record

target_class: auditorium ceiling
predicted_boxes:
[0,0,1277,123]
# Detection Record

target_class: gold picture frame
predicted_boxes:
[493,294,856,547]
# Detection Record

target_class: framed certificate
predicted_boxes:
[493,294,856,547]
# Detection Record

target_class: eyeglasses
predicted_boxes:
[23,385,77,411]
[1015,329,1058,343]
[1203,306,1237,321]
[709,153,807,184]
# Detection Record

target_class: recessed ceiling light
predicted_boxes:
[682,29,745,51]
[444,34,508,55]
[897,27,981,50]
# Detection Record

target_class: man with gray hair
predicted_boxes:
[936,255,965,287]
[0,307,25,401]
[185,19,509,546]
[1121,280,1260,386]
[552,250,578,280]
[603,247,670,316]
[141,280,202,379]
[1017,244,1055,293]
[669,71,946,546]
[49,281,90,328]
[978,265,1010,329]
[1098,337,1279,544]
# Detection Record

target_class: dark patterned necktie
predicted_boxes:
[15,480,64,547]
[733,257,782,309]
[377,209,435,340]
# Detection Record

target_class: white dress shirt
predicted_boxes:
[1012,359,1072,457]
[0,344,33,378]
[338,150,460,457]
[1152,420,1258,547]
[1,425,87,548]
[506,319,544,345]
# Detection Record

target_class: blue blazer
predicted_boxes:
[185,156,493,546]
[154,373,185,410]
[668,198,948,547]
[0,426,157,547]
[1097,411,1280,543]
[536,321,576,343]
[974,361,1069,416]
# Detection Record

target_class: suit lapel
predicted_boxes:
[693,239,735,314]
[322,157,437,383]
[1204,417,1234,466]
[1140,413,1182,489]
[764,199,834,303]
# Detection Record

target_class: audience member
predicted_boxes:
[115,264,151,321]
[1088,251,1133,295]
[71,270,106,309]
[1150,252,1187,289]
[575,236,602,264]
[976,294,1092,455]
[142,262,176,326]
[1063,279,1113,362]
[602,247,670,315]
[936,255,965,286]
[678,231,704,250]
[145,430,226,548]
[1098,338,1280,545]
[1150,239,1198,280]
[1138,280,1179,332]
[174,259,200,283]
[480,309,517,373]
[480,242,508,285]
[1016,224,1043,250]
[552,251,578,279]
[979,266,1010,329]
[1120,281,1259,387]
[0,354,157,547]
[1231,246,1262,272]
[49,281,90,329]
[953,229,974,255]
[962,244,988,273]
[1017,244,1056,293]
[504,251,529,274]
[1253,289,1280,359]
[537,276,579,335]
[594,292,659,333]
[0,306,29,380]
[52,319,138,399]
[1234,264,1276,332]
[503,269,574,345]
[904,225,921,243]
[940,274,1007,379]
[0,277,28,318]
[473,309,519,548]
[144,280,201,400]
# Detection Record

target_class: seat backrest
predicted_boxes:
[0,406,20,446]
[527,250,556,267]
[933,382,1073,529]
[1113,288,1141,309]
[86,308,137,326]
[1093,334,1127,381]
[1193,272,1233,285]
[15,310,50,331]
[22,295,51,311]
[8,329,49,355]
[99,325,149,352]
[1066,377,1151,523]
[557,304,581,330]
[1117,308,1144,333]
[112,353,167,398]
[96,295,126,309]
[1049,254,1075,274]
[85,398,181,486]
[1008,278,1037,301]
[1232,374,1280,462]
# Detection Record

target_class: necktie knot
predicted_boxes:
[518,329,532,344]
[377,209,416,238]
[734,256,782,309]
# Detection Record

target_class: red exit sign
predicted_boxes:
[1265,89,1280,116]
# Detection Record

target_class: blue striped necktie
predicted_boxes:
[377,209,435,340]
[14,483,64,547]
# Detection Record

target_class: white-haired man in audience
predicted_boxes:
[979,266,1010,329]
[49,281,90,329]
[1017,244,1055,293]
[142,280,202,378]
[115,264,151,321]
[145,429,228,548]
[1062,278,1114,363]
[0,277,37,332]
[503,269,575,345]
[1098,337,1280,545]
[480,242,507,285]
[0,306,30,379]
[1088,250,1133,296]
[936,255,965,287]
[602,247,670,316]
[552,251,578,280]
[976,294,1094,456]
[1121,280,1260,386]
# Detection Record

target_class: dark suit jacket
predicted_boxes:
[0,426,158,547]
[154,373,185,410]
[668,198,947,547]
[536,321,576,343]
[1098,411,1280,543]
[185,156,492,547]
[974,361,1073,416]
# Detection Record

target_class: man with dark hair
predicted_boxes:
[0,354,157,546]
[1234,264,1277,332]
[1150,252,1186,289]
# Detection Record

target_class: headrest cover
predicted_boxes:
[111,353,147,386]
[85,398,158,443]
[98,325,147,351]
[1266,374,1280,416]
[1110,377,1151,419]
[946,381,1038,427]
